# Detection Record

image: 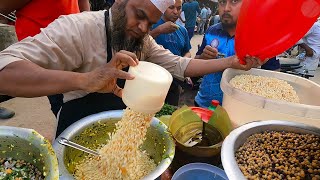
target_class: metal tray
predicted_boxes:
[221,120,320,180]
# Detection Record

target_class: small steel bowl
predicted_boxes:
[221,120,320,180]
[0,126,59,179]
[53,110,175,180]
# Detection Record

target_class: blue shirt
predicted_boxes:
[152,19,191,56]
[182,1,201,28]
[195,23,235,108]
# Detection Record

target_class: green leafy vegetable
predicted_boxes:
[155,104,177,117]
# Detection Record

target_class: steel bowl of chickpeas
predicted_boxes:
[221,120,320,180]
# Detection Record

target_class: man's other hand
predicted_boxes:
[230,55,264,71]
[200,45,218,59]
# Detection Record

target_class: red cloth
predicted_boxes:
[15,0,80,41]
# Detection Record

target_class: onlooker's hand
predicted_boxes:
[230,55,264,71]
[200,45,218,59]
[159,21,179,34]
[82,50,139,97]
[305,49,314,57]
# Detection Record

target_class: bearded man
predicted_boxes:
[0,0,262,136]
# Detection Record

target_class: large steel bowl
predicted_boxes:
[221,120,320,180]
[0,126,59,179]
[53,110,175,180]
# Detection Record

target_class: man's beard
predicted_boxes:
[221,13,236,29]
[110,1,146,54]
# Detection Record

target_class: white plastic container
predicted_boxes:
[122,61,173,114]
[220,68,320,128]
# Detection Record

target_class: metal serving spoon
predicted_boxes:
[58,137,100,156]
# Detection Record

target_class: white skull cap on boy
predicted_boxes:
[150,0,175,13]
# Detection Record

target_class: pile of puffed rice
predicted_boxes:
[230,75,299,103]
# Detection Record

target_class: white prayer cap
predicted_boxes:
[150,0,175,13]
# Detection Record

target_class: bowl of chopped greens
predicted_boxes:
[155,104,178,118]
[0,126,59,179]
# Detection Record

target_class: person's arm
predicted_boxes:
[144,36,260,80]
[0,51,137,97]
[0,60,87,97]
[149,21,179,38]
[0,0,30,14]
[149,26,163,38]
[296,23,315,57]
[0,14,137,98]
[78,0,90,12]
[299,43,314,57]
[184,55,259,77]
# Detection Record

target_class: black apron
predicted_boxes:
[56,11,127,136]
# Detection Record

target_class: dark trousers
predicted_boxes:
[47,94,64,117]
[186,27,195,39]
[165,82,181,106]
[56,93,126,137]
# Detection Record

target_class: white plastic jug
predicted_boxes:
[122,61,173,114]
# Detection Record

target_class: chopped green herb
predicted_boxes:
[155,104,177,117]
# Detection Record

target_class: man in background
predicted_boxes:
[295,21,320,76]
[209,10,220,26]
[0,0,90,41]
[204,5,212,31]
[197,4,208,35]
[194,0,271,107]
[182,0,200,39]
[150,0,191,106]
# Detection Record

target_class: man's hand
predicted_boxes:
[200,45,218,59]
[230,55,263,71]
[81,50,139,97]
[158,21,179,34]
[299,43,314,57]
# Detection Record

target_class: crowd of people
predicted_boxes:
[0,0,262,135]
[0,0,319,140]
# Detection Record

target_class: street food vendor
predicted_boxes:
[0,0,262,136]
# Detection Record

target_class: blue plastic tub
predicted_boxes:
[172,163,228,180]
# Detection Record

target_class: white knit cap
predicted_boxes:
[150,0,175,13]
